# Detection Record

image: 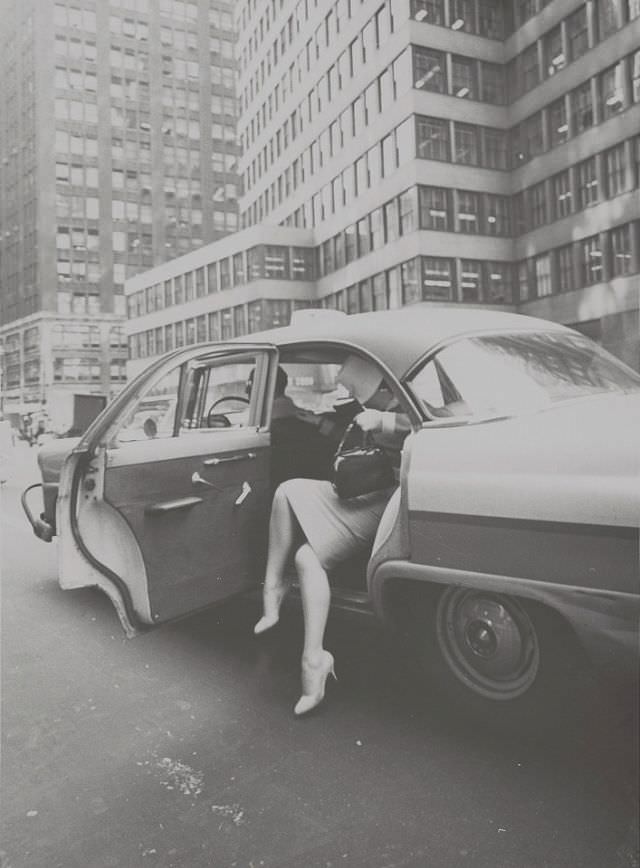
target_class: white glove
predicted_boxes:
[354,409,383,432]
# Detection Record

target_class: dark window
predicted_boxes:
[520,43,539,93]
[480,61,505,104]
[609,223,632,276]
[567,6,589,61]
[357,215,372,256]
[556,245,574,292]
[597,0,625,39]
[577,157,599,208]
[552,170,573,220]
[548,97,569,147]
[419,186,452,231]
[571,81,594,134]
[599,63,626,120]
[401,258,421,304]
[478,0,503,39]
[421,257,454,301]
[454,123,479,165]
[543,24,565,79]
[456,190,481,234]
[528,182,548,228]
[483,127,507,169]
[604,143,628,197]
[524,112,544,159]
[460,259,482,302]
[484,194,510,235]
[449,0,476,33]
[451,55,477,99]
[579,235,604,285]
[486,262,512,303]
[416,116,450,161]
[399,188,418,234]
[413,46,446,93]
[411,0,445,25]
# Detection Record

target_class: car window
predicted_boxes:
[409,331,640,420]
[181,358,255,432]
[115,367,180,443]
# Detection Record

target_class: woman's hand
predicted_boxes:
[354,409,383,432]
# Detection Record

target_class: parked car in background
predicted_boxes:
[22,307,640,716]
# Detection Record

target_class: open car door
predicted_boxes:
[55,343,278,636]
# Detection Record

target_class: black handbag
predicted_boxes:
[332,422,395,500]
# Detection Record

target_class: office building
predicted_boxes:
[0,0,239,416]
[126,0,639,374]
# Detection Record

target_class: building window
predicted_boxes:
[486,263,512,303]
[631,0,640,20]
[478,0,504,39]
[421,257,454,301]
[371,208,385,250]
[345,224,357,263]
[480,62,505,104]
[384,199,400,242]
[357,215,372,256]
[548,97,569,148]
[411,0,445,25]
[483,128,507,169]
[609,223,633,276]
[460,260,482,302]
[534,254,553,297]
[552,170,573,220]
[599,63,626,120]
[419,186,452,231]
[291,247,315,279]
[632,50,640,102]
[520,43,539,94]
[517,261,530,302]
[571,81,594,135]
[523,112,544,159]
[543,24,565,79]
[399,188,418,234]
[264,246,289,278]
[372,273,388,310]
[528,182,548,228]
[416,116,450,161]
[556,245,574,293]
[597,0,625,39]
[577,157,600,208]
[456,190,481,234]
[451,55,477,99]
[604,143,628,197]
[484,194,510,235]
[454,123,479,165]
[580,235,604,285]
[401,259,421,304]
[449,0,476,33]
[413,46,446,93]
[567,5,589,61]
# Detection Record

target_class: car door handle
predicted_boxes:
[191,471,219,488]
[234,481,251,506]
[203,452,256,466]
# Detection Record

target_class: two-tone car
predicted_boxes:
[22,307,640,715]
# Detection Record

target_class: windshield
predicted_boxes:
[408,331,640,420]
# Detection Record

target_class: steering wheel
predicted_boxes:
[206,395,250,428]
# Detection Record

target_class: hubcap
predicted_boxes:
[436,589,540,701]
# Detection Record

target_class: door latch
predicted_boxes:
[191,471,217,488]
[234,481,251,506]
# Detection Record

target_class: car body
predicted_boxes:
[23,307,640,709]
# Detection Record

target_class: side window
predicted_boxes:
[115,366,181,443]
[184,358,256,431]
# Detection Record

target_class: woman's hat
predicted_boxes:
[337,355,383,404]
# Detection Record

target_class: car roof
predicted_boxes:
[241,306,570,380]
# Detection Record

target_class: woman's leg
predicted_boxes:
[295,542,331,665]
[293,542,336,714]
[254,485,300,632]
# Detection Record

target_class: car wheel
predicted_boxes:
[435,587,540,702]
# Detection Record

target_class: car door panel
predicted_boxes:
[103,434,271,622]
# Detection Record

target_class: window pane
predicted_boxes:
[413,46,446,93]
[416,116,450,161]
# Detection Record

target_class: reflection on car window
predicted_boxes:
[280,362,348,414]
[410,332,640,420]
[116,367,180,443]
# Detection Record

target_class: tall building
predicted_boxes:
[125,0,639,375]
[0,0,240,418]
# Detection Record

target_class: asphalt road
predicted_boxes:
[1,449,638,868]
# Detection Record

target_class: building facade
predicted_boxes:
[0,0,240,417]
[126,0,639,373]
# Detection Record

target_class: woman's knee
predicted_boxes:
[294,543,324,576]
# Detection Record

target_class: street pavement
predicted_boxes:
[1,447,638,868]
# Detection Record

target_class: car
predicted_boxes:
[22,307,640,716]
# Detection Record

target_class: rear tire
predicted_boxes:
[403,584,590,729]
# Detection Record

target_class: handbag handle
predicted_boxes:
[335,420,372,455]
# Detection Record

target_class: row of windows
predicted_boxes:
[320,220,639,312]
[128,298,300,359]
[127,246,316,319]
[241,0,397,158]
[53,357,127,384]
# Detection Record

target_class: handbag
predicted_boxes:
[332,422,395,500]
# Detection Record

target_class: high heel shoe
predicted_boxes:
[253,583,288,635]
[294,651,337,716]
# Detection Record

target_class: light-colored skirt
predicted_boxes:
[278,478,395,571]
